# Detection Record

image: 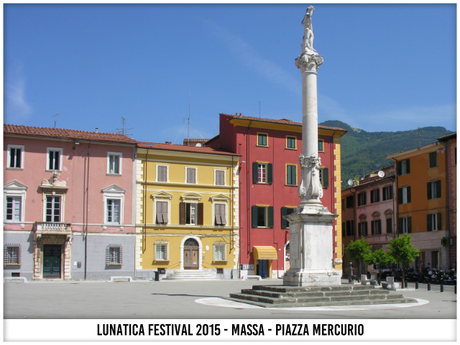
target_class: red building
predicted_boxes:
[207,113,347,278]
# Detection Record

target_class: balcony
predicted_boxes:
[34,222,72,239]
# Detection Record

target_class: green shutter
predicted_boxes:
[267,163,273,184]
[398,218,403,234]
[427,182,432,200]
[252,206,258,228]
[436,180,442,198]
[406,159,410,174]
[281,207,288,229]
[253,162,258,184]
[322,168,329,188]
[268,206,274,228]
[408,217,412,233]
[427,214,432,231]
[407,187,411,203]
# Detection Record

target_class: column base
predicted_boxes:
[283,268,341,286]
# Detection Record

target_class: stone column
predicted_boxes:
[283,6,341,286]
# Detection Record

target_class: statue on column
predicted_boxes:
[302,6,316,55]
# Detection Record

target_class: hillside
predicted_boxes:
[320,120,454,188]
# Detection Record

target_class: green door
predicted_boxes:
[43,245,61,278]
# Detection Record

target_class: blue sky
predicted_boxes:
[4,3,457,144]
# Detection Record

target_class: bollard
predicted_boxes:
[415,282,419,289]
[427,283,431,291]
[440,284,444,293]
[405,281,408,288]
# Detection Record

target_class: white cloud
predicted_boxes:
[360,104,457,132]
[204,19,300,95]
[5,69,33,123]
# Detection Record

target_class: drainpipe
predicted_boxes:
[84,143,91,280]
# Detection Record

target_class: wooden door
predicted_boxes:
[183,239,199,270]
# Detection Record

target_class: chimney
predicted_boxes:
[95,128,99,133]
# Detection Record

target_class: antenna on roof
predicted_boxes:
[116,117,133,136]
[52,113,60,128]
[187,91,191,146]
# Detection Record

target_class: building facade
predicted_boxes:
[341,165,396,276]
[387,139,452,270]
[135,142,240,280]
[207,113,346,278]
[438,133,457,269]
[3,125,137,280]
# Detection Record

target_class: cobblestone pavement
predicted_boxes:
[3,278,457,319]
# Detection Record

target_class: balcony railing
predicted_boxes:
[34,222,72,236]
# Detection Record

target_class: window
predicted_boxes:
[281,207,296,229]
[346,196,354,209]
[45,195,61,222]
[5,196,21,222]
[371,220,382,235]
[4,245,20,266]
[358,221,368,236]
[253,162,273,184]
[397,159,410,175]
[215,169,225,186]
[106,199,121,224]
[286,164,297,186]
[382,186,393,201]
[4,180,27,223]
[386,217,393,234]
[427,180,442,200]
[155,242,169,261]
[102,185,125,226]
[319,167,329,188]
[7,145,24,169]
[47,148,63,171]
[157,165,168,182]
[106,245,122,266]
[213,243,227,261]
[257,133,268,147]
[318,140,324,152]
[370,189,380,203]
[179,202,203,226]
[398,186,411,204]
[251,205,274,228]
[214,203,227,226]
[357,192,367,206]
[398,217,412,234]
[346,220,355,236]
[107,152,122,175]
[427,213,442,232]
[156,201,168,224]
[286,136,297,149]
[186,167,197,184]
[429,151,437,168]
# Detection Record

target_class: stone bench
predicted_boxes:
[381,276,401,290]
[361,274,377,286]
[242,275,262,281]
[108,276,132,282]
[4,277,27,283]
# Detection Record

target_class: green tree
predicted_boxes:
[387,234,420,287]
[369,248,396,283]
[346,238,373,279]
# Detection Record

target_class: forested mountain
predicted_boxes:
[320,120,454,188]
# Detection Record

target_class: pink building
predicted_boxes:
[4,125,137,280]
[341,165,396,277]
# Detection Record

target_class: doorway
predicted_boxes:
[183,238,199,270]
[258,260,269,278]
[43,245,61,278]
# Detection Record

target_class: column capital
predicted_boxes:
[295,53,324,72]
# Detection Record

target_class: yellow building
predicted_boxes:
[135,142,240,279]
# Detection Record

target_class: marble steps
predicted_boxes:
[162,270,218,281]
[228,285,417,308]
